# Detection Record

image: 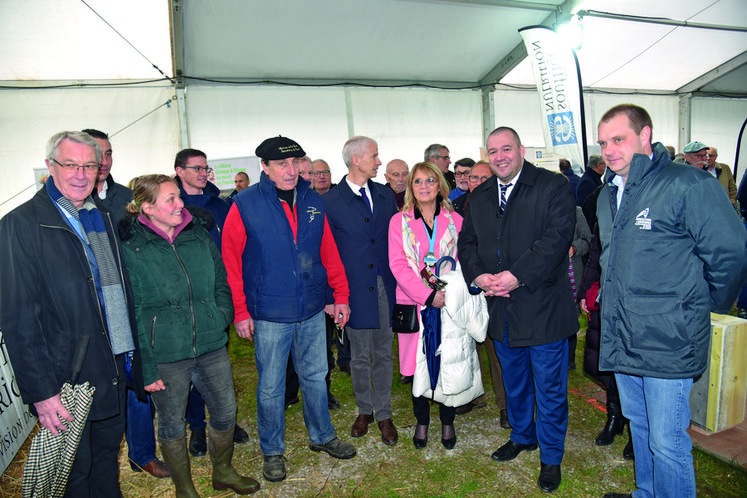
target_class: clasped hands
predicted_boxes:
[474,271,519,297]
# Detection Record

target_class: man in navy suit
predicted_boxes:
[323,136,400,446]
[458,127,577,493]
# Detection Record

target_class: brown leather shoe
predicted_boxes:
[131,458,170,478]
[377,418,398,445]
[351,414,374,438]
[500,409,511,429]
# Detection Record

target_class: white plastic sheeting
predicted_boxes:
[3,85,744,217]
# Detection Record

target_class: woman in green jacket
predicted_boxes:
[122,174,258,496]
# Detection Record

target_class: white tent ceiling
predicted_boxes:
[2,0,746,216]
[2,0,745,95]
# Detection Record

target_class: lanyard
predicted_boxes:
[423,216,438,267]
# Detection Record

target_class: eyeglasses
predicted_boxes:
[454,171,470,177]
[432,155,450,161]
[182,166,213,174]
[313,170,331,176]
[469,175,490,183]
[51,157,98,172]
[413,177,437,186]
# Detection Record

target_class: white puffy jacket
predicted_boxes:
[412,267,489,406]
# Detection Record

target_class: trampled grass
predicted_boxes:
[2,324,746,497]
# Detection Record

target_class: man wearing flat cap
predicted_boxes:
[683,141,710,169]
[222,136,357,483]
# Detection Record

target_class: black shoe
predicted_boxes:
[440,425,456,450]
[233,423,250,444]
[309,437,357,459]
[412,424,428,450]
[263,455,286,482]
[738,308,747,319]
[400,375,413,384]
[595,413,626,446]
[284,396,300,411]
[623,437,634,460]
[455,400,487,415]
[537,463,561,493]
[188,427,207,457]
[491,440,538,462]
[603,494,632,498]
[327,392,341,410]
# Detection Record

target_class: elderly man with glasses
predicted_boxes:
[0,131,143,495]
[424,143,456,189]
[312,159,334,194]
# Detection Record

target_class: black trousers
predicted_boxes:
[65,355,127,497]
[412,395,456,426]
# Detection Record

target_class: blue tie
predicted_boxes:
[359,187,372,213]
[500,183,512,214]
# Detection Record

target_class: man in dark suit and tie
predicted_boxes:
[322,136,400,446]
[458,126,577,493]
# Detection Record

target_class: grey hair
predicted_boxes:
[424,143,448,161]
[46,131,102,164]
[587,154,604,169]
[342,136,377,168]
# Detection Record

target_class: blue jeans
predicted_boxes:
[254,310,336,456]
[616,373,695,498]
[125,389,158,468]
[150,348,237,441]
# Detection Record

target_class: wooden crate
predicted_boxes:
[690,313,747,433]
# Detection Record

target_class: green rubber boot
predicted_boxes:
[159,435,200,498]
[208,425,260,494]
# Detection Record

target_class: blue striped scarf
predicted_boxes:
[46,176,135,355]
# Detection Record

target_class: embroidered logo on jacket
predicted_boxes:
[307,206,321,222]
[635,208,652,230]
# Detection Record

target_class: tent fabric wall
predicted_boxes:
[0,85,178,217]
[1,85,743,217]
[691,97,747,186]
[187,86,483,185]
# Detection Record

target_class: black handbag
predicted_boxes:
[392,304,419,333]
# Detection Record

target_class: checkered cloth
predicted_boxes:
[22,381,96,498]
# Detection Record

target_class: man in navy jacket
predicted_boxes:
[323,136,400,446]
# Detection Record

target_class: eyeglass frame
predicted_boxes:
[412,177,438,186]
[50,157,99,172]
[181,165,213,174]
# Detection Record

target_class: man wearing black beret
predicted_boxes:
[222,136,356,483]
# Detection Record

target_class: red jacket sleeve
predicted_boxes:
[321,215,349,304]
[221,204,251,322]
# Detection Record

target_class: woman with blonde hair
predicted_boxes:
[121,174,259,496]
[388,162,486,450]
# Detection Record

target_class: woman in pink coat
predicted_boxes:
[388,161,463,450]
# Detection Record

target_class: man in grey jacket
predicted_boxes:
[596,104,747,498]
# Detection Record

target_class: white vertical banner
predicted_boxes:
[0,332,35,474]
[519,26,587,174]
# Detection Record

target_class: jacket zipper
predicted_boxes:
[41,220,120,377]
[171,243,198,357]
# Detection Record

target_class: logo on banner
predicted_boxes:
[548,112,578,145]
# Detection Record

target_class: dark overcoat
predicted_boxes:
[458,161,578,347]
[323,177,398,329]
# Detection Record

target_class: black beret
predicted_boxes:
[255,136,305,160]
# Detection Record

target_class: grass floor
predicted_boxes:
[2,327,746,497]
